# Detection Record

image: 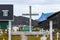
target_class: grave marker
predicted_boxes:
[56,32,59,40]
[41,35,47,40]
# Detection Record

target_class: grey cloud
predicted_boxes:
[0,0,60,5]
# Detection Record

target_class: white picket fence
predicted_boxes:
[11,31,49,35]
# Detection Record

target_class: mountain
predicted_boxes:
[12,16,39,27]
[36,12,53,22]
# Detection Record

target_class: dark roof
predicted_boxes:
[0,5,13,20]
[47,11,60,19]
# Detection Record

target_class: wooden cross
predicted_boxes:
[22,6,39,32]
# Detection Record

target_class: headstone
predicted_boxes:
[39,28,44,32]
[41,35,47,40]
[5,29,7,33]
[36,35,39,37]
[0,29,3,35]
[21,35,27,40]
[3,38,5,40]
[12,26,19,32]
[56,32,59,40]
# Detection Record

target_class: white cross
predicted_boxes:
[41,35,47,40]
[50,21,53,40]
[56,32,59,40]
[22,6,39,32]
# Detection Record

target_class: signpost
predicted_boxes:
[0,5,13,40]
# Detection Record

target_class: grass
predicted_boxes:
[0,34,60,40]
[0,29,60,40]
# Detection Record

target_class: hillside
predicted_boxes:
[12,16,39,27]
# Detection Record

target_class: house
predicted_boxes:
[47,11,60,29]
[0,5,13,29]
[0,5,13,33]
[38,11,60,30]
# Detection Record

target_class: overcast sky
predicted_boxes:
[0,0,60,20]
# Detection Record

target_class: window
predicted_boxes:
[2,10,9,16]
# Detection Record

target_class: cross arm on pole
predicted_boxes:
[22,14,39,16]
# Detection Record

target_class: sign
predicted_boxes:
[0,21,8,29]
[0,5,13,20]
